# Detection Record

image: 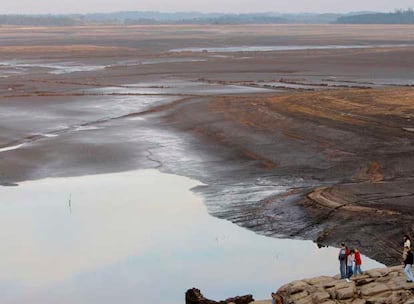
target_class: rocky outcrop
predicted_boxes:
[185,288,254,304]
[274,266,414,304]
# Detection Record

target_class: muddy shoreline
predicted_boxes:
[159,88,414,265]
[1,25,414,266]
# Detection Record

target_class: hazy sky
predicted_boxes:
[1,0,413,14]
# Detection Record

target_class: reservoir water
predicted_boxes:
[0,170,383,303]
[170,44,412,53]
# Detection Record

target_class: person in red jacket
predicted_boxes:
[354,247,363,275]
[345,246,351,277]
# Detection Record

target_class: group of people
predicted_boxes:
[338,243,363,282]
[270,235,414,304]
[339,234,414,283]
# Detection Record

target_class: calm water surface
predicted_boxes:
[0,170,382,303]
[170,44,412,53]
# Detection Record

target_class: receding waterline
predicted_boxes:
[0,143,24,153]
[0,170,383,304]
[170,44,413,53]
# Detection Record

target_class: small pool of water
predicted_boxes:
[170,44,412,53]
[116,58,207,65]
[0,170,383,304]
[90,80,272,96]
[0,60,106,75]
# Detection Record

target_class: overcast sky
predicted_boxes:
[1,0,413,14]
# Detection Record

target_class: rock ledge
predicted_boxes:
[274,266,414,304]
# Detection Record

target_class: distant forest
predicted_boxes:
[0,15,79,26]
[0,10,413,26]
[0,12,342,26]
[123,14,289,25]
[336,9,414,24]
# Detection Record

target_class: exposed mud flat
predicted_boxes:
[0,24,414,270]
[162,88,414,265]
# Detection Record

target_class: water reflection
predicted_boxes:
[0,170,382,303]
[170,44,412,53]
[0,60,106,75]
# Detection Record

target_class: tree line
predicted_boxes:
[336,9,414,24]
[0,10,413,26]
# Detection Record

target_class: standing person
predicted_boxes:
[346,249,355,282]
[338,243,346,279]
[354,247,363,275]
[338,243,347,279]
[345,246,350,277]
[404,248,414,283]
[403,235,411,261]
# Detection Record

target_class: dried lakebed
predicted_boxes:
[1,24,414,301]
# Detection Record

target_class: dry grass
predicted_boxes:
[265,88,414,126]
[205,88,414,155]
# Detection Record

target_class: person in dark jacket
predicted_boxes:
[338,242,347,279]
[404,249,414,282]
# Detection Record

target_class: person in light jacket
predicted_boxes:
[346,249,355,282]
